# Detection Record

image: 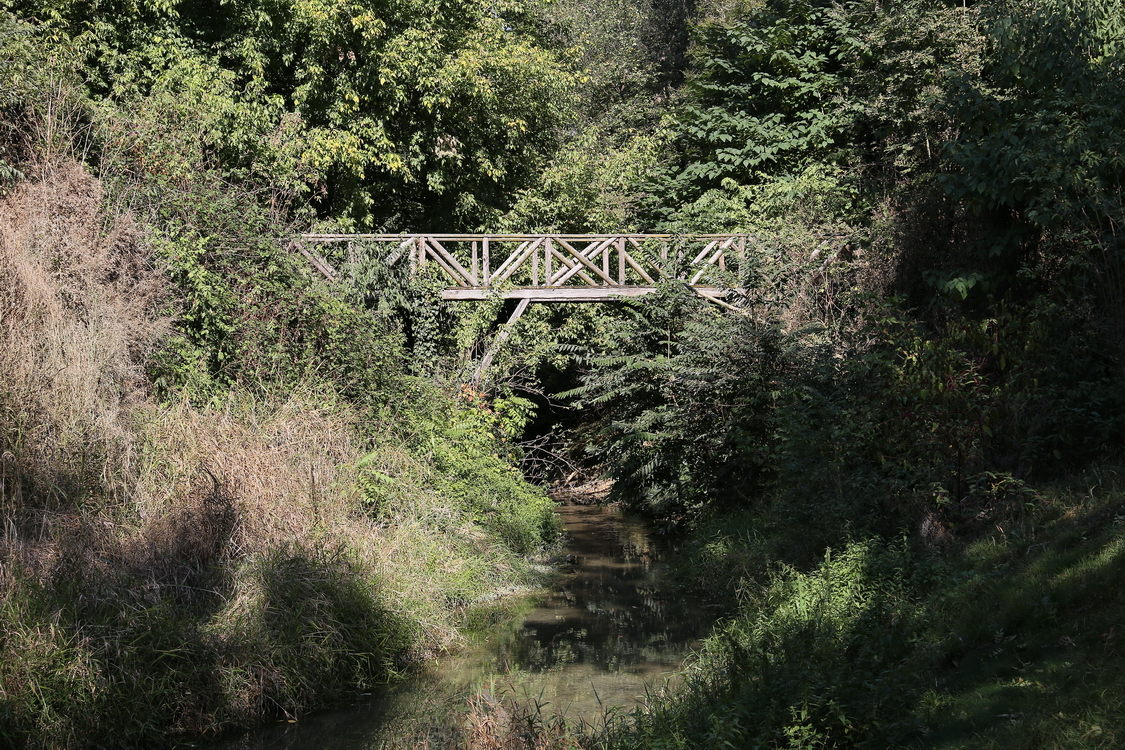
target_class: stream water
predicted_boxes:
[210,501,715,749]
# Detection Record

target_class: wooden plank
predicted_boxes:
[442,286,712,301]
[419,237,471,287]
[531,241,539,287]
[547,246,562,285]
[552,238,617,285]
[472,297,532,387]
[300,233,747,243]
[624,237,657,284]
[624,253,656,284]
[300,234,406,242]
[547,245,565,285]
[491,240,532,281]
[293,243,338,281]
[693,288,747,314]
[570,237,617,256]
[510,297,532,320]
[547,247,598,286]
[690,246,727,285]
[385,237,414,266]
[547,246,569,285]
[692,239,719,265]
[290,234,753,295]
[716,235,735,272]
[425,236,474,284]
[493,237,543,284]
[493,238,545,283]
[556,236,616,262]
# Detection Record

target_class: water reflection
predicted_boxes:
[209,502,714,749]
[498,504,710,681]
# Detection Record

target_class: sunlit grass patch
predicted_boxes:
[913,477,1125,749]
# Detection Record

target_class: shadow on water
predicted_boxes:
[208,501,717,749]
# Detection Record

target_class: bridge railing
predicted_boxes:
[298,234,747,301]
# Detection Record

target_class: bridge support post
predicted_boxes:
[471,298,531,388]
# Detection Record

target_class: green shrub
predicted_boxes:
[612,540,934,749]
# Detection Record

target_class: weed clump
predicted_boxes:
[0,161,166,512]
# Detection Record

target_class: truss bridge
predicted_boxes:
[296,234,747,305]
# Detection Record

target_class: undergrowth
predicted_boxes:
[594,465,1125,750]
[438,466,1125,750]
[4,2,1125,747]
[0,81,558,749]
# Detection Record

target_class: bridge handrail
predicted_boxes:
[299,233,746,241]
[293,233,748,304]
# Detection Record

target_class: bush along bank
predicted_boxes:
[591,465,1125,750]
[5,0,1125,745]
[512,0,1125,743]
[547,192,1125,749]
[0,389,556,748]
[524,272,1123,748]
[467,293,1125,749]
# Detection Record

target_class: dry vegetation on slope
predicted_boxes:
[0,161,165,513]
[0,161,551,748]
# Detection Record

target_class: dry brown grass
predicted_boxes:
[376,685,592,750]
[131,393,502,657]
[0,160,166,514]
[0,151,527,643]
[136,396,364,556]
[459,689,584,750]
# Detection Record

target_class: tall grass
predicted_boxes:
[0,160,165,514]
[435,465,1125,750]
[572,466,1125,750]
[0,160,556,748]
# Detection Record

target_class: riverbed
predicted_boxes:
[209,501,715,749]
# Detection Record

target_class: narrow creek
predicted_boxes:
[211,500,716,749]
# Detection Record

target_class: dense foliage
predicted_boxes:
[3,0,1125,745]
[7,0,574,229]
[544,0,1125,746]
[571,0,1125,517]
[0,6,561,747]
[567,284,785,518]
